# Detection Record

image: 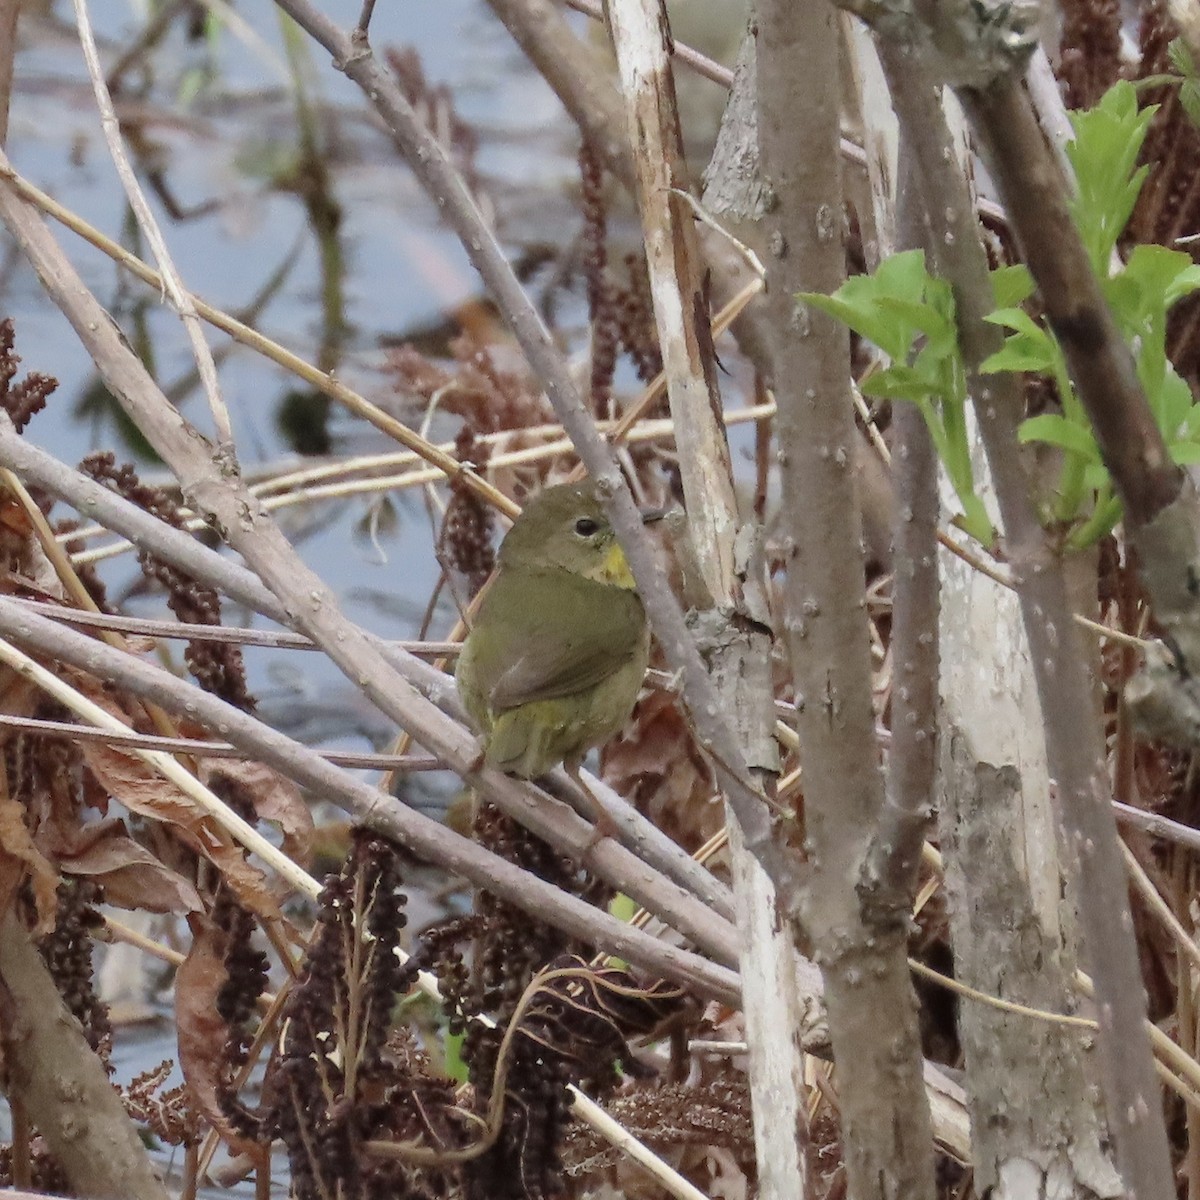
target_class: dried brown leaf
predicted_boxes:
[200,759,314,870]
[68,672,284,920]
[602,688,719,850]
[200,837,284,923]
[57,823,203,915]
[0,792,59,932]
[175,913,258,1155]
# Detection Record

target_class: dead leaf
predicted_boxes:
[0,792,60,933]
[71,678,283,921]
[201,835,284,923]
[175,914,259,1156]
[81,735,204,830]
[58,825,203,915]
[200,759,314,870]
[602,688,719,851]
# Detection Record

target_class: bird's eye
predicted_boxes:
[574,517,600,537]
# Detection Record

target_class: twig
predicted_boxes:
[70,401,774,567]
[0,417,734,920]
[73,0,234,452]
[862,367,939,900]
[0,914,171,1200]
[0,591,741,999]
[605,4,804,1197]
[353,0,376,40]
[0,711,445,771]
[0,0,19,144]
[1121,840,1200,976]
[8,598,462,655]
[1114,801,1200,853]
[0,161,519,521]
[0,634,318,897]
[103,0,190,90]
[266,0,798,904]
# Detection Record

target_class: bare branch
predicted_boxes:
[605,2,805,1195]
[0,912,170,1200]
[0,592,741,1002]
[871,32,1173,1198]
[72,0,233,451]
[266,0,799,901]
[0,417,733,921]
[755,1,936,1195]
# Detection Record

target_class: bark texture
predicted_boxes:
[937,737,1122,1200]
[756,2,936,1196]
[605,5,808,1191]
[0,913,169,1200]
[866,31,1172,1196]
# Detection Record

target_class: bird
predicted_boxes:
[455,479,660,844]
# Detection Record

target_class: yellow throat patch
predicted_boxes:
[581,541,637,589]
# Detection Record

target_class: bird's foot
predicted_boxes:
[465,739,487,775]
[580,808,620,863]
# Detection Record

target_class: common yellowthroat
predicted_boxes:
[456,480,661,839]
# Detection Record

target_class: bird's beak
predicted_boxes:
[639,504,675,525]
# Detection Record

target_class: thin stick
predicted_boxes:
[0,635,319,898]
[0,712,446,771]
[1114,801,1200,853]
[0,163,517,521]
[73,0,234,450]
[7,598,462,655]
[1121,840,1200,975]
[0,591,740,994]
[70,400,774,567]
[269,0,797,905]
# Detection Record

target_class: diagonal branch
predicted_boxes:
[266,0,800,904]
[0,590,741,1002]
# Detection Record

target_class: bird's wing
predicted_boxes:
[482,573,646,712]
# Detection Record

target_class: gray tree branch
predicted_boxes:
[869,31,1174,1198]
[265,0,801,901]
[754,1,937,1195]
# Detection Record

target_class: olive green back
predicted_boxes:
[456,565,648,778]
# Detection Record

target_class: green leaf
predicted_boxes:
[1170,440,1200,465]
[979,309,1056,375]
[861,368,936,405]
[990,264,1035,308]
[979,343,1055,374]
[1166,264,1200,307]
[1183,80,1200,129]
[984,306,1053,343]
[1169,36,1197,78]
[1018,413,1101,461]
[800,291,904,362]
[873,248,932,297]
[800,289,908,361]
[1159,367,1196,440]
[1068,490,1124,548]
[1119,244,1200,311]
[1067,81,1159,273]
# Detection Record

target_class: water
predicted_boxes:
[3,1,583,724]
[1,7,582,1189]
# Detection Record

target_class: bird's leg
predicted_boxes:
[564,758,620,855]
[465,737,487,775]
